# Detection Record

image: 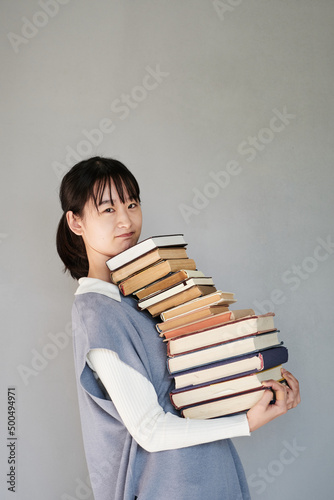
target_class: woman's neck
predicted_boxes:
[87,264,112,283]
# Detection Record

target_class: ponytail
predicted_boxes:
[56,213,88,280]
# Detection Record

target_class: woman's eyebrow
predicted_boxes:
[98,195,134,207]
[98,199,114,207]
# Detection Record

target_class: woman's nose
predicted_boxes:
[116,207,131,227]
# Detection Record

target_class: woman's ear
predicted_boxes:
[66,211,84,236]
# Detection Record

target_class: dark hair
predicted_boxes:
[56,156,140,280]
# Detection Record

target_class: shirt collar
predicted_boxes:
[74,277,121,302]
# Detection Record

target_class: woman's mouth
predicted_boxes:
[117,232,134,238]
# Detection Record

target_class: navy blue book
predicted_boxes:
[171,345,288,389]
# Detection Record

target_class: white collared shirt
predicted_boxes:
[75,277,121,301]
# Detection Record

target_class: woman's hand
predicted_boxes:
[246,369,300,432]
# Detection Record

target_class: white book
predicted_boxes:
[170,366,283,409]
[167,331,280,374]
[167,314,276,356]
[172,345,288,389]
[106,234,186,271]
[182,388,265,419]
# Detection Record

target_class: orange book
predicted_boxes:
[161,309,255,340]
[156,304,230,334]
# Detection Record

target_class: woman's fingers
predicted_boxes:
[247,371,301,432]
[262,379,288,412]
[246,380,287,431]
[281,369,301,408]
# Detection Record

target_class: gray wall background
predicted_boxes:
[1,1,333,499]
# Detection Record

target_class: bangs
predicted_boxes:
[88,158,140,209]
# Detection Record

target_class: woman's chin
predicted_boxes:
[119,238,137,252]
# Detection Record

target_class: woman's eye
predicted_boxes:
[128,203,138,209]
[104,207,115,213]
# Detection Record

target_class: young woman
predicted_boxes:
[56,156,300,500]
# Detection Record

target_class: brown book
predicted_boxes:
[162,309,255,340]
[135,270,205,300]
[119,259,197,296]
[156,304,230,334]
[137,277,215,311]
[160,291,236,321]
[146,285,217,317]
[111,247,189,284]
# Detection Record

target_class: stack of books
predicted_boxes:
[106,234,288,419]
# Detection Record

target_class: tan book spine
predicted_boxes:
[120,259,196,296]
[111,247,188,284]
[161,291,235,321]
[156,305,230,334]
[147,285,217,317]
[135,270,189,300]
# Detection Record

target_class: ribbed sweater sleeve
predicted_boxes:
[87,348,250,453]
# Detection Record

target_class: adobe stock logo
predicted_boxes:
[17,322,72,385]
[252,234,334,315]
[213,0,244,21]
[178,160,242,223]
[52,64,169,180]
[0,233,8,244]
[248,438,306,495]
[7,0,71,54]
[237,107,296,162]
[179,106,295,224]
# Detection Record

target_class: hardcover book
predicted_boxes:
[118,259,197,296]
[161,309,257,340]
[170,365,284,410]
[167,331,282,374]
[172,346,288,389]
[135,270,205,300]
[160,291,236,321]
[145,285,217,317]
[110,246,189,284]
[137,277,215,311]
[166,313,276,356]
[156,303,230,334]
[181,387,269,419]
[106,234,187,271]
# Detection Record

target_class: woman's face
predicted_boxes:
[78,180,142,264]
